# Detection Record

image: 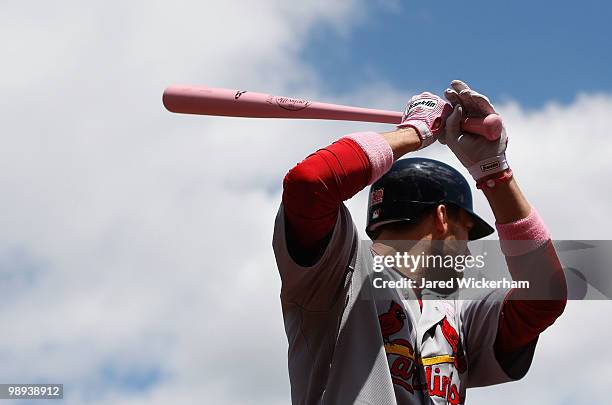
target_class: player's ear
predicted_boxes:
[433,204,450,236]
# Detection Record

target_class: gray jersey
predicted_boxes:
[273,203,537,404]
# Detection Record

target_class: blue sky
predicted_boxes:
[302,0,611,108]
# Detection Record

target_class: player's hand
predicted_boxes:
[439,80,509,181]
[398,92,453,149]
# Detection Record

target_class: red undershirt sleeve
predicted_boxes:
[495,242,567,355]
[282,137,371,258]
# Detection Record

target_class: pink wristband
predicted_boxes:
[496,209,551,256]
[344,131,393,184]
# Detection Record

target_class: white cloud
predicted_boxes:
[0,1,610,404]
[468,301,612,404]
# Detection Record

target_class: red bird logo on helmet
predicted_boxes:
[379,301,407,343]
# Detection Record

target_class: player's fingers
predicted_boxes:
[458,89,482,117]
[444,88,461,106]
[451,79,471,93]
[447,103,462,131]
[440,105,462,145]
[420,91,437,98]
[471,91,497,114]
[447,87,478,117]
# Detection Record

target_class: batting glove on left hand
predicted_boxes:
[398,92,453,149]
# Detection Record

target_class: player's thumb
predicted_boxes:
[439,104,462,145]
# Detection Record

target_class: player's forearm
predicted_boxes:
[490,179,567,301]
[493,207,567,362]
[481,175,531,223]
[380,127,423,161]
[490,182,567,357]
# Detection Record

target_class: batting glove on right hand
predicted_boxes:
[440,80,509,181]
[399,92,453,149]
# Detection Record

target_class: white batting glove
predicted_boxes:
[440,80,509,181]
[398,92,453,149]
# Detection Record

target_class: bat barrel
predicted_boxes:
[163,86,256,117]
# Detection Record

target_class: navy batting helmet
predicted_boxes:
[366,157,494,240]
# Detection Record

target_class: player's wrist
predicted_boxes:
[397,120,435,149]
[381,127,422,159]
[476,168,513,190]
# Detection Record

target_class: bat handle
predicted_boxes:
[461,114,503,140]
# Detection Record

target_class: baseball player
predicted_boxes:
[272,80,567,404]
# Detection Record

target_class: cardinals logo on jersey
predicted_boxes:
[379,301,424,394]
[379,301,406,343]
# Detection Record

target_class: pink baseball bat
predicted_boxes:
[163,85,502,140]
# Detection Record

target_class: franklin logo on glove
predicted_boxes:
[481,161,500,172]
[407,98,438,112]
